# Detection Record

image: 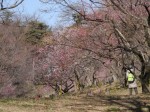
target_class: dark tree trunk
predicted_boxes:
[121,66,128,88]
[62,82,74,93]
[141,75,150,93]
[141,81,149,93]
[140,63,150,93]
[92,71,97,86]
[141,73,150,93]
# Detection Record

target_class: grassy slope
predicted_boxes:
[0,86,149,112]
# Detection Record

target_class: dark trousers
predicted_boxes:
[129,87,138,95]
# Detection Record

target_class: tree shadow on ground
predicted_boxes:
[99,95,150,112]
[64,94,150,112]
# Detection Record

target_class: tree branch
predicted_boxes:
[0,0,24,11]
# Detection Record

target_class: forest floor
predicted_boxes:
[0,86,150,112]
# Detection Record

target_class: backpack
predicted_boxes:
[127,72,135,84]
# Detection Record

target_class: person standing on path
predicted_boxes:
[126,66,138,95]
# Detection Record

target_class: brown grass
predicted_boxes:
[0,87,149,112]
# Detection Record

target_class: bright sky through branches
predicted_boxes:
[13,0,92,27]
[13,0,59,27]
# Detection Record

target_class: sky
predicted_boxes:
[13,0,59,27]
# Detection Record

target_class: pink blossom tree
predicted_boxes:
[41,0,150,93]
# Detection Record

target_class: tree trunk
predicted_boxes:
[141,73,150,93]
[74,69,81,92]
[140,64,150,93]
[122,67,127,88]
[141,81,149,93]
[92,71,97,86]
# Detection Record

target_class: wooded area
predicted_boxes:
[0,0,150,98]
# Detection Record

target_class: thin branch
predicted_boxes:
[0,0,24,11]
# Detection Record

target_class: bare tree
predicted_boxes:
[0,0,24,11]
